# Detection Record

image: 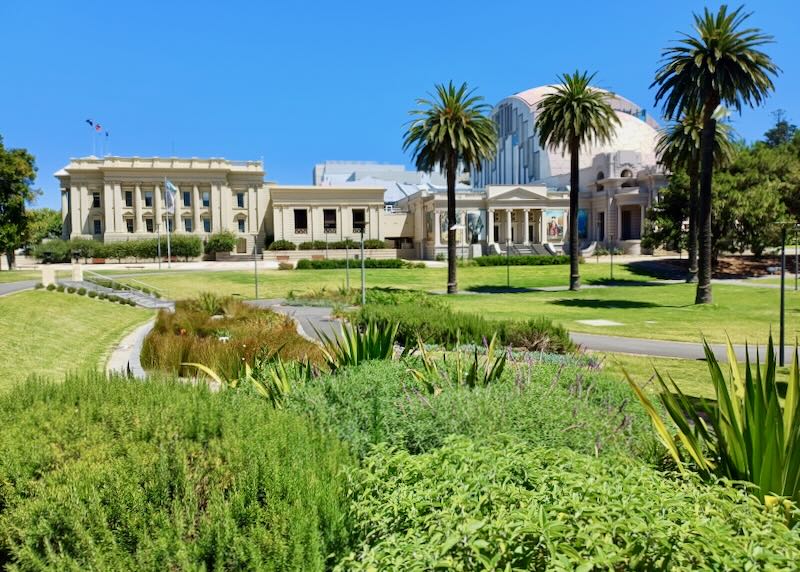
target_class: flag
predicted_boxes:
[164,179,178,215]
[86,119,94,127]
[95,123,102,132]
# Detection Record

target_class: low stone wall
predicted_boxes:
[263,248,416,261]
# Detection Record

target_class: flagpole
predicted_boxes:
[165,176,172,270]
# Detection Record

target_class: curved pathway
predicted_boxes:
[0,280,37,297]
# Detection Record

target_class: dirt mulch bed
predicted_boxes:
[641,255,797,280]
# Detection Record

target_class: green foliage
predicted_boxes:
[277,261,293,270]
[316,321,399,372]
[32,236,203,262]
[0,136,38,269]
[362,239,387,249]
[33,282,43,289]
[329,239,359,249]
[0,374,352,570]
[435,253,446,261]
[296,258,406,270]
[299,240,328,250]
[642,169,690,253]
[288,359,654,460]
[338,437,800,571]
[87,290,97,298]
[354,301,574,354]
[25,207,61,246]
[628,336,800,506]
[45,283,55,291]
[474,254,569,266]
[66,286,76,294]
[267,239,297,251]
[77,287,86,296]
[203,230,237,254]
[408,334,506,392]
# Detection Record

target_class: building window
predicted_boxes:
[238,218,246,233]
[620,169,633,178]
[293,209,308,234]
[92,192,101,208]
[202,217,211,233]
[183,191,191,207]
[352,208,366,232]
[166,218,174,233]
[184,218,193,232]
[323,208,337,233]
[144,191,153,208]
[126,219,134,233]
[145,218,154,233]
[236,192,245,209]
[125,191,133,207]
[93,219,102,235]
[202,191,210,208]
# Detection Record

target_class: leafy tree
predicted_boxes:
[656,111,735,282]
[0,136,38,270]
[764,109,797,148]
[535,71,620,290]
[642,170,690,254]
[26,207,61,246]
[652,5,779,304]
[403,82,497,294]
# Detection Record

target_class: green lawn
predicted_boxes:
[0,270,42,283]
[0,291,153,391]
[597,353,715,398]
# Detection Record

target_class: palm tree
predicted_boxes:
[656,110,736,283]
[652,5,778,304]
[403,82,497,294]
[535,71,620,291]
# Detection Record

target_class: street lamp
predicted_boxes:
[609,234,615,281]
[253,234,259,300]
[774,221,798,367]
[358,224,369,306]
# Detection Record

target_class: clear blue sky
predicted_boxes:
[2,0,797,209]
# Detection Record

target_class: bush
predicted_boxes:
[329,239,359,249]
[363,239,387,249]
[296,258,406,270]
[34,283,43,289]
[98,292,107,300]
[435,253,446,261]
[354,301,573,354]
[299,240,328,250]
[474,254,570,266]
[338,437,800,570]
[45,283,55,291]
[204,231,237,255]
[288,359,655,460]
[56,284,65,292]
[31,236,203,263]
[87,291,97,298]
[268,239,296,251]
[77,287,87,296]
[66,286,77,294]
[278,261,294,270]
[0,375,352,570]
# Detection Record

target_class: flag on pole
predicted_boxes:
[86,119,94,127]
[164,179,178,215]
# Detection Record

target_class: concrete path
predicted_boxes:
[247,299,343,342]
[106,320,156,378]
[0,280,37,297]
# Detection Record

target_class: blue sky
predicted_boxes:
[2,0,797,209]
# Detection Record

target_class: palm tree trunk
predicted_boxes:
[686,158,699,283]
[695,105,717,304]
[446,154,458,294]
[569,139,580,291]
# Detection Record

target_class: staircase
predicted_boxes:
[496,243,556,257]
[60,280,174,309]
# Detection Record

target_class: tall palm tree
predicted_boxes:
[403,82,497,294]
[535,71,620,291]
[656,109,736,283]
[652,5,778,304]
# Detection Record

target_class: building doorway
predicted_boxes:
[236,238,248,254]
[597,212,605,241]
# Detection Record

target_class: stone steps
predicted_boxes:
[60,280,174,310]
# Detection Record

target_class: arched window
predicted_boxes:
[596,171,605,180]
[620,169,633,178]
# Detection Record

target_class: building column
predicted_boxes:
[434,210,441,247]
[113,182,123,233]
[523,209,529,245]
[487,209,494,245]
[192,185,201,233]
[617,204,622,242]
[103,183,114,234]
[460,211,467,246]
[640,203,646,239]
[134,184,142,232]
[154,183,163,234]
[540,210,548,244]
[505,209,512,244]
[61,189,70,239]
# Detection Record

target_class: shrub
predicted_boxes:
[0,374,352,570]
[363,239,387,249]
[31,237,202,262]
[45,283,56,291]
[87,291,97,298]
[56,284,65,292]
[204,231,237,255]
[296,258,406,270]
[66,286,76,294]
[98,293,108,300]
[288,359,655,460]
[474,254,570,266]
[316,321,399,372]
[268,239,297,251]
[76,287,86,296]
[329,239,359,249]
[435,253,446,261]
[354,302,573,354]
[299,240,328,250]
[34,283,43,289]
[338,437,800,570]
[278,261,294,270]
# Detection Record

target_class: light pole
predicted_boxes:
[780,225,787,366]
[609,234,614,281]
[345,241,350,290]
[359,225,367,306]
[506,238,510,288]
[253,234,259,300]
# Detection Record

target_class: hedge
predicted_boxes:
[354,301,573,353]
[0,374,352,570]
[296,258,406,270]
[474,254,570,266]
[32,236,203,262]
[267,239,297,251]
[204,231,238,254]
[275,239,387,252]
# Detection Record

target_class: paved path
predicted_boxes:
[0,280,37,297]
[247,299,342,342]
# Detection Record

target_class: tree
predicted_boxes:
[535,71,620,290]
[655,110,735,282]
[641,170,690,254]
[403,82,497,294]
[764,110,797,148]
[26,208,62,246]
[652,5,778,304]
[0,136,38,270]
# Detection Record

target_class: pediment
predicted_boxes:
[488,186,549,201]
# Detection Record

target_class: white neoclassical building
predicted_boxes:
[56,85,667,259]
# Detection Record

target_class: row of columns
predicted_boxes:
[487,208,548,245]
